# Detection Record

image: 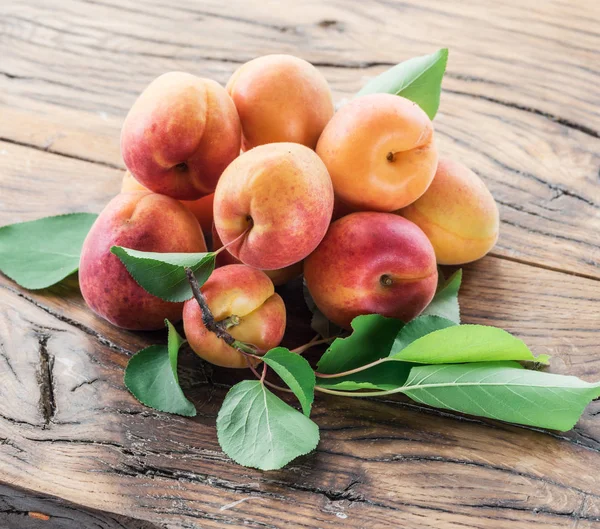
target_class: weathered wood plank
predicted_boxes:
[1,279,600,529]
[2,0,600,130]
[1,0,599,278]
[1,0,600,527]
[0,483,160,529]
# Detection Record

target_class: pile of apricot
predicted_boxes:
[79,54,499,368]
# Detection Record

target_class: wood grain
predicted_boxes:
[1,0,599,277]
[1,0,600,527]
[1,277,600,529]
[0,484,159,529]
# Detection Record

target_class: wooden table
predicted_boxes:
[1,0,599,527]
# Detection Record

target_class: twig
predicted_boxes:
[185,267,235,346]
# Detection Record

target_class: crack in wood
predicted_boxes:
[0,284,134,356]
[0,438,25,453]
[35,332,56,427]
[0,484,162,529]
[318,449,600,500]
[70,378,101,392]
[0,412,40,429]
[445,88,600,140]
[0,341,19,383]
[0,135,123,170]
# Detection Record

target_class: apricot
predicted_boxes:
[121,171,214,234]
[212,225,303,286]
[183,265,286,368]
[304,212,437,329]
[316,93,438,212]
[79,191,207,330]
[213,143,334,270]
[401,157,500,265]
[226,54,334,150]
[121,72,241,200]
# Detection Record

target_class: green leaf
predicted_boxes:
[401,362,600,431]
[263,347,316,416]
[302,280,343,339]
[124,319,196,417]
[217,380,319,470]
[317,361,413,391]
[422,269,462,324]
[317,314,404,374]
[390,324,549,365]
[392,315,457,353]
[356,48,448,119]
[111,246,215,302]
[0,213,97,289]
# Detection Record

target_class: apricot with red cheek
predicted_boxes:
[183,265,287,368]
[121,72,241,200]
[213,143,334,270]
[79,191,207,330]
[304,212,438,329]
[400,157,500,265]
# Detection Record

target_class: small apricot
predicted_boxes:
[183,265,286,368]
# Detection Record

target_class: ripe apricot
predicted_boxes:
[316,93,438,212]
[227,54,334,150]
[121,72,241,200]
[183,265,286,368]
[401,157,500,264]
[213,143,334,270]
[79,191,207,330]
[304,212,438,329]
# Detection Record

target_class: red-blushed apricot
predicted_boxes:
[213,143,334,270]
[79,191,207,330]
[212,225,303,286]
[316,93,438,212]
[183,265,287,368]
[400,157,500,265]
[226,54,334,151]
[121,170,215,234]
[304,212,438,329]
[121,72,241,200]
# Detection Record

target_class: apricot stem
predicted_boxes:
[291,336,334,355]
[234,341,261,356]
[185,267,235,346]
[221,315,240,329]
[260,362,268,383]
[212,226,252,257]
[246,357,263,378]
[380,274,394,287]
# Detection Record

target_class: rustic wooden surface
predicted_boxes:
[1,0,599,527]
